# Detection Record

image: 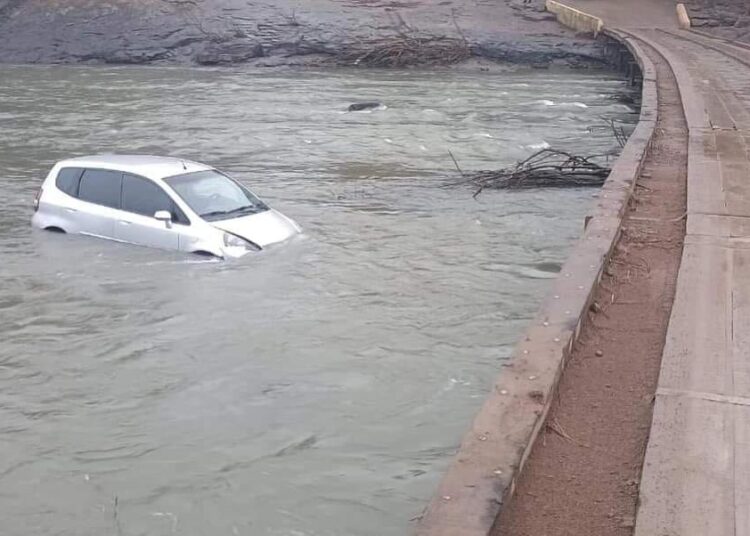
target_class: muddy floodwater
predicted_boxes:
[0,65,634,535]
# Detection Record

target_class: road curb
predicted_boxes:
[415,24,659,536]
[676,3,691,30]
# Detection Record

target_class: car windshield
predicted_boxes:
[164,170,268,221]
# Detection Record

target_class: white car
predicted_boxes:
[32,155,300,258]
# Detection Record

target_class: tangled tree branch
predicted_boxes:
[338,35,470,67]
[588,118,629,148]
[449,149,611,197]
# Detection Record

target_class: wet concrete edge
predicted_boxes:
[414,22,659,536]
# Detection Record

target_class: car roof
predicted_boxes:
[56,155,213,181]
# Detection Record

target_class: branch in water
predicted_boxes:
[447,149,611,197]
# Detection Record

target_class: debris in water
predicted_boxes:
[348,101,384,112]
[448,149,611,197]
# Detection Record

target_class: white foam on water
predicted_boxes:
[560,102,588,108]
[526,141,551,150]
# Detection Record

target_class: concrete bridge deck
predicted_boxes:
[623,29,750,536]
[564,3,750,534]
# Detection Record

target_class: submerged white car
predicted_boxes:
[32,155,300,258]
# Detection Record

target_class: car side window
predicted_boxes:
[55,167,84,197]
[78,169,122,209]
[121,174,190,225]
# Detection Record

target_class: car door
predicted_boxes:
[114,173,185,251]
[75,168,121,239]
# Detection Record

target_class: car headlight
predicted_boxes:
[223,232,261,251]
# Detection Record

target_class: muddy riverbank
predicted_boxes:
[685,0,750,43]
[0,0,607,67]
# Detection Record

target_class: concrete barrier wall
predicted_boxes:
[415,23,658,536]
[676,4,691,30]
[545,0,604,36]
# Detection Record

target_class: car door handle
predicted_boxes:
[117,220,131,226]
[65,208,77,213]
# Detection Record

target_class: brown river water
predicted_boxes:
[0,65,635,535]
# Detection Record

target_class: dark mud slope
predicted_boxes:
[0,0,606,67]
[686,0,750,44]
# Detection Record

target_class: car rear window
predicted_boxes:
[55,167,84,197]
[78,169,122,209]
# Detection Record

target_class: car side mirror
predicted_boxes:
[154,210,173,228]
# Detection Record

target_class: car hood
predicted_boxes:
[211,209,300,248]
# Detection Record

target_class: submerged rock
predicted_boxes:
[347,102,383,112]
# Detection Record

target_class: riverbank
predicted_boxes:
[685,0,750,44]
[0,0,607,68]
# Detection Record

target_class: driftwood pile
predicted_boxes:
[336,9,472,68]
[453,149,611,197]
[338,36,471,68]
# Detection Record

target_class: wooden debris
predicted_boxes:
[338,35,471,68]
[449,149,611,197]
